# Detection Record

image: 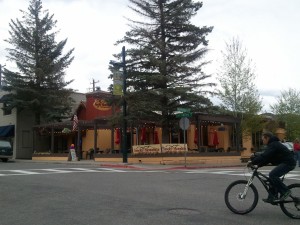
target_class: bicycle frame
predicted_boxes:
[242,166,284,199]
[225,164,300,218]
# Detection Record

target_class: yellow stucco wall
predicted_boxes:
[276,128,286,141]
[82,129,119,151]
[241,134,252,157]
[241,127,287,157]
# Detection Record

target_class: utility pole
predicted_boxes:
[90,79,99,92]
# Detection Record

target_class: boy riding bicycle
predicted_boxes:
[249,131,296,203]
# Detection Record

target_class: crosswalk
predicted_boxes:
[185,168,300,181]
[0,168,126,176]
[1,167,300,180]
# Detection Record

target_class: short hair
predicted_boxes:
[262,131,273,138]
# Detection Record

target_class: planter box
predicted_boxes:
[32,152,242,165]
[94,152,241,165]
[32,153,69,161]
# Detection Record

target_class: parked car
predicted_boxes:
[0,139,13,162]
[282,142,294,151]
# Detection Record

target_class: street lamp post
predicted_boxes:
[121,46,127,163]
[110,46,127,163]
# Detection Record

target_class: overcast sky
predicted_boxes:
[0,0,299,112]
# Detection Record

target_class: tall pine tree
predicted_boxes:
[112,0,214,143]
[2,0,74,125]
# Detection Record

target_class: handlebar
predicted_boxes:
[246,161,259,170]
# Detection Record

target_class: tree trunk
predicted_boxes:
[35,112,41,125]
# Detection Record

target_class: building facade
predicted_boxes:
[0,90,86,159]
[2,88,285,160]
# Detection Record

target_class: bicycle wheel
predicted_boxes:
[225,180,259,215]
[280,183,300,219]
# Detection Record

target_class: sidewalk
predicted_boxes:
[14,159,246,170]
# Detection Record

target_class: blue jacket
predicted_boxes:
[252,136,296,167]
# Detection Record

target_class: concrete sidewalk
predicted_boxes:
[13,159,246,170]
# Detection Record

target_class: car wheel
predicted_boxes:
[1,158,8,162]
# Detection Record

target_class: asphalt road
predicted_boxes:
[0,161,299,225]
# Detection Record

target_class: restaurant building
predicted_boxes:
[31,90,258,164]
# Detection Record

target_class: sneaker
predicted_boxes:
[279,190,291,201]
[263,196,277,203]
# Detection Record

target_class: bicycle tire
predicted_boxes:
[225,180,259,215]
[280,183,300,219]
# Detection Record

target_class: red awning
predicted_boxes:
[141,127,146,144]
[194,129,198,144]
[213,130,219,147]
[115,129,120,145]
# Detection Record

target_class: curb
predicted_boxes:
[13,159,246,170]
[99,163,245,170]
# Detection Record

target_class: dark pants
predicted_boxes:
[295,151,300,166]
[269,163,295,195]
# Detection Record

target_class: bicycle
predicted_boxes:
[224,163,300,219]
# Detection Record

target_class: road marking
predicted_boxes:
[0,168,131,176]
[41,169,75,173]
[0,167,299,180]
[100,168,127,172]
[185,168,300,181]
[0,170,42,176]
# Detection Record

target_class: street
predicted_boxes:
[1,161,300,225]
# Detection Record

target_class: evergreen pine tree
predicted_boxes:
[2,0,74,125]
[112,0,214,143]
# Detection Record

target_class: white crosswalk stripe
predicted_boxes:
[0,170,42,176]
[0,167,300,180]
[0,168,125,176]
[40,169,75,173]
[185,168,300,181]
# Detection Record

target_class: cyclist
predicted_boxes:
[250,131,296,203]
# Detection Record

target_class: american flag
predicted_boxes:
[72,115,78,131]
